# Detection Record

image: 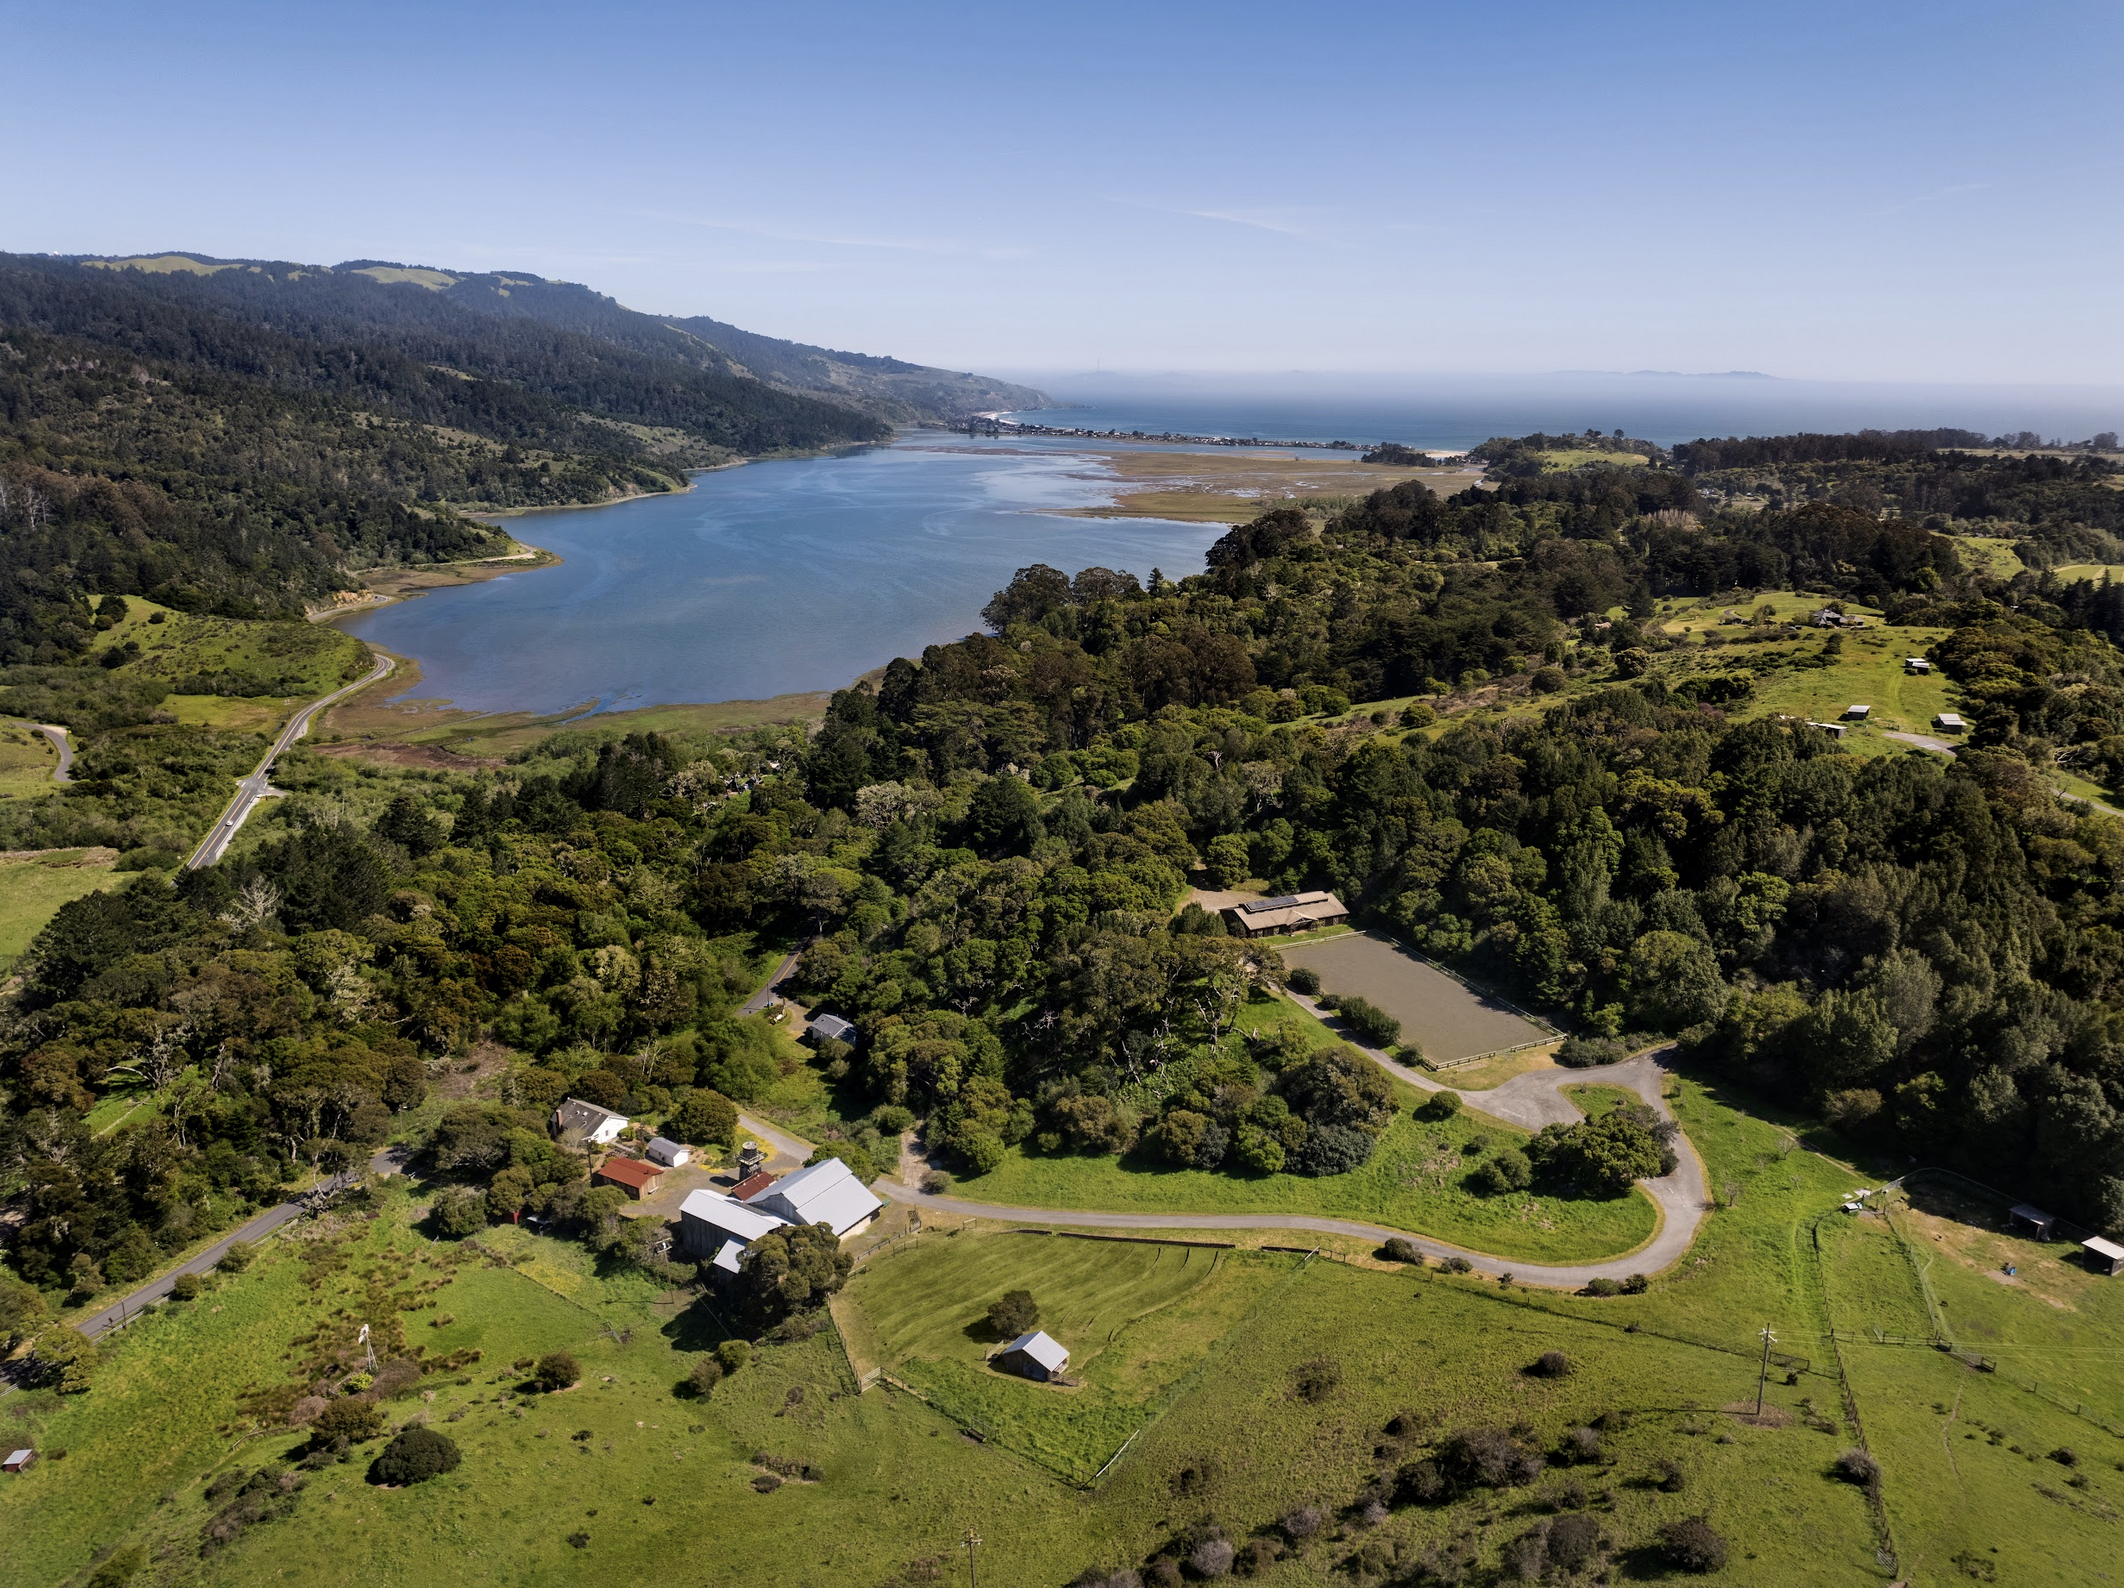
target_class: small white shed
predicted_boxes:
[2085,1236,2124,1277]
[645,1137,692,1168]
[1844,704,1871,720]
[1905,658,1931,674]
[1934,712,1967,733]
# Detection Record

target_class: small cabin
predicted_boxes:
[1905,658,1932,674]
[995,1330,1069,1382]
[2085,1236,2124,1277]
[1844,704,1871,721]
[806,1012,857,1047]
[592,1155,665,1200]
[1934,712,1967,734]
[645,1137,692,1168]
[1807,721,1847,739]
[2010,1203,2056,1241]
[3,1449,32,1474]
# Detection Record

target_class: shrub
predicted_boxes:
[1546,1512,1601,1570]
[1530,665,1567,694]
[217,1241,256,1274]
[1286,966,1321,995]
[1528,1350,1571,1378]
[1653,1456,1687,1492]
[2050,1446,2079,1466]
[169,1272,204,1302]
[1391,1042,1426,1067]
[83,1544,147,1588]
[531,1352,581,1392]
[1418,1090,1461,1121]
[920,1168,955,1195]
[1280,1504,1324,1540]
[1500,1525,1548,1582]
[1335,996,1401,1049]
[1398,701,1437,728]
[368,1426,461,1486]
[427,1185,486,1239]
[1380,1237,1424,1265]
[1469,1147,1533,1195]
[1621,1272,1650,1294]
[1556,1035,1627,1068]
[1292,1356,1342,1403]
[668,1088,739,1147]
[1187,1539,1234,1578]
[1436,1427,1542,1490]
[1659,1516,1728,1574]
[987,1289,1039,1337]
[716,1339,751,1374]
[1558,1426,1603,1464]
[1395,1458,1448,1504]
[1582,1277,1621,1297]
[1442,1256,1474,1274]
[310,1398,385,1445]
[869,1103,915,1134]
[1290,1124,1376,1177]
[686,1358,724,1397]
[1233,1537,1281,1576]
[1834,1447,1880,1486]
[29,1326,99,1393]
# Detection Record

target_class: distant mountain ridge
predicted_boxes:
[66,251,1049,426]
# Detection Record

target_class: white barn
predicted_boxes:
[743,1157,882,1237]
[554,1098,628,1147]
[677,1190,788,1274]
[995,1330,1069,1382]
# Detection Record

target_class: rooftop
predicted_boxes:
[594,1156,662,1190]
[746,1155,882,1235]
[1238,890,1337,914]
[2085,1236,2124,1262]
[678,1189,787,1245]
[1004,1330,1069,1371]
[729,1171,777,1201]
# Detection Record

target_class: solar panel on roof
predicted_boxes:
[1241,894,1305,912]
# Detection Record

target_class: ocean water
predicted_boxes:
[335,438,1220,716]
[998,371,2124,451]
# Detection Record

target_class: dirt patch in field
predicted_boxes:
[435,1040,516,1102]
[313,741,505,772]
[1898,1183,2087,1312]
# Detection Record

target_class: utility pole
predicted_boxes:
[964,1529,981,1588]
[1756,1325,1778,1416]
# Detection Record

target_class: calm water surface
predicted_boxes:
[338,438,1220,716]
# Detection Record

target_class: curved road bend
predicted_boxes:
[3,720,74,783]
[878,1044,1710,1290]
[185,653,396,869]
[74,1146,408,1342]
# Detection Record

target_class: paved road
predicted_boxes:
[1883,731,1958,756]
[5,720,74,783]
[738,948,803,1016]
[736,1111,815,1171]
[185,653,394,869]
[877,1041,1710,1290]
[73,1146,407,1341]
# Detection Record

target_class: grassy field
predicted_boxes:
[0,726,62,797]
[17,1064,2124,1585]
[89,599,369,698]
[0,849,123,966]
[840,1230,1301,1481]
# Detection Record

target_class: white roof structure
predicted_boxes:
[4,1449,32,1467]
[710,1238,748,1275]
[808,1012,857,1043]
[554,1098,628,1144]
[1906,658,1931,671]
[2085,1236,2124,1262]
[1935,713,1967,730]
[678,1189,786,1247]
[743,1156,882,1236]
[645,1137,691,1166]
[1004,1331,1069,1373]
[1845,704,1871,719]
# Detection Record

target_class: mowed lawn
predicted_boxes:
[961,1104,1662,1267]
[1280,933,1549,1064]
[840,1230,1300,1481]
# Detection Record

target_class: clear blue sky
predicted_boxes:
[3,0,2118,382]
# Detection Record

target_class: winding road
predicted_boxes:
[4,720,73,783]
[184,652,395,869]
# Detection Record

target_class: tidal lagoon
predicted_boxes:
[336,438,1221,717]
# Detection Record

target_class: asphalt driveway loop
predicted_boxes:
[1280,932,1547,1063]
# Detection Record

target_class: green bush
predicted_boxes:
[987,1289,1039,1337]
[1286,966,1321,995]
[669,1088,739,1147]
[169,1272,203,1301]
[426,1186,485,1239]
[685,1357,724,1398]
[1418,1089,1461,1121]
[1468,1147,1532,1196]
[1380,1237,1424,1265]
[1556,1035,1627,1068]
[217,1241,256,1274]
[310,1397,385,1444]
[1659,1516,1727,1573]
[1335,996,1401,1049]
[531,1351,580,1392]
[367,1426,460,1486]
[716,1339,751,1374]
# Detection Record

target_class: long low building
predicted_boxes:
[1221,890,1349,937]
[676,1157,884,1275]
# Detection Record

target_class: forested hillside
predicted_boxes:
[13,429,2124,1318]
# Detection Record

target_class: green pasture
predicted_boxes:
[841,1229,1299,1482]
[0,727,61,797]
[89,598,367,698]
[0,851,123,967]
